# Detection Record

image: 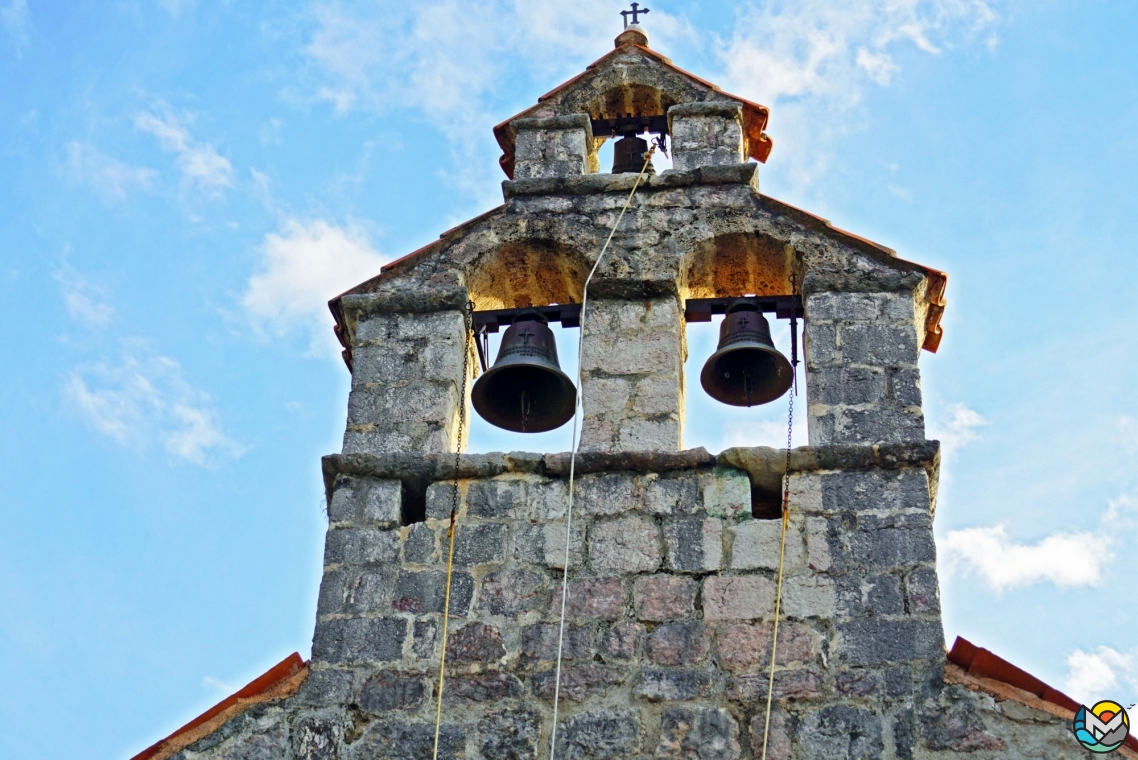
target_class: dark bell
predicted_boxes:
[612,134,655,175]
[700,299,793,407]
[471,312,577,433]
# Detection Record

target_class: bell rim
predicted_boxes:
[699,341,794,407]
[471,360,578,433]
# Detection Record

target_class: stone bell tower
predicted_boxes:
[147,16,1106,760]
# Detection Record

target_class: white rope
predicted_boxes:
[548,148,656,759]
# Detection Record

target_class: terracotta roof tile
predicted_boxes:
[947,637,1138,755]
[130,653,308,760]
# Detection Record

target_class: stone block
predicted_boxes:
[664,517,723,572]
[643,474,700,515]
[866,575,905,616]
[633,669,714,701]
[716,622,816,671]
[702,576,775,621]
[359,670,428,713]
[425,482,457,521]
[293,719,341,760]
[467,478,530,519]
[648,622,710,666]
[820,469,929,514]
[317,569,346,616]
[391,570,473,615]
[807,292,879,322]
[728,519,802,571]
[749,711,791,760]
[554,708,642,760]
[634,574,697,621]
[841,323,921,366]
[401,522,436,564]
[837,619,944,665]
[808,366,887,405]
[353,720,465,760]
[838,407,926,444]
[779,574,837,619]
[557,577,626,619]
[656,706,741,760]
[836,669,880,696]
[323,528,400,567]
[798,705,884,759]
[726,670,823,701]
[575,473,641,516]
[630,376,682,416]
[479,709,540,760]
[312,617,406,664]
[294,667,354,707]
[804,322,840,367]
[533,664,625,701]
[480,569,549,616]
[906,566,941,613]
[444,671,523,703]
[701,471,751,518]
[847,517,936,569]
[520,622,593,663]
[805,516,833,571]
[531,478,570,520]
[447,622,506,663]
[215,725,288,760]
[888,367,923,407]
[412,619,438,661]
[348,571,391,614]
[453,523,509,567]
[600,621,644,661]
[589,514,661,573]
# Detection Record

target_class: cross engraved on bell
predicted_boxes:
[518,325,536,346]
[621,2,649,27]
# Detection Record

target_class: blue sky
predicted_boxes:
[2,1,1138,757]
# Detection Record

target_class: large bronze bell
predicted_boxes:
[612,134,656,175]
[471,311,577,433]
[700,299,794,407]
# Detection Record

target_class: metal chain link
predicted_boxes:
[433,299,475,760]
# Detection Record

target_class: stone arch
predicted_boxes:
[465,239,589,311]
[681,231,800,301]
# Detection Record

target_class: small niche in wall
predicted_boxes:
[751,487,784,520]
[401,478,427,525]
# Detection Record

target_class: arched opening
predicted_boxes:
[466,240,588,311]
[679,232,808,463]
[465,240,589,454]
[582,84,678,175]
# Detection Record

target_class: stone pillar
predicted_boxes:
[342,310,473,455]
[668,102,745,171]
[803,288,925,445]
[579,296,685,452]
[512,114,594,179]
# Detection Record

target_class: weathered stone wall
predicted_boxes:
[164,442,1077,760]
[803,290,926,446]
[342,310,473,455]
[513,115,595,180]
[668,102,745,172]
[579,297,685,453]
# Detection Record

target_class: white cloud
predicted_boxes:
[717,0,1000,192]
[64,141,156,201]
[53,265,115,327]
[202,675,237,695]
[135,109,234,193]
[1065,647,1138,705]
[941,524,1108,591]
[929,402,991,453]
[241,220,386,356]
[720,417,809,450]
[65,348,243,466]
[1,0,30,57]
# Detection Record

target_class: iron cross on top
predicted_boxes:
[621,2,649,27]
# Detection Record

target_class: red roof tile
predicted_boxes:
[130,653,308,760]
[948,637,1138,754]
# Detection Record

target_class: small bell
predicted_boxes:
[700,299,793,407]
[471,311,577,433]
[612,133,655,175]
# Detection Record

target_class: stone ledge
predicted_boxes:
[503,162,758,198]
[323,441,940,503]
[512,113,593,134]
[668,101,744,119]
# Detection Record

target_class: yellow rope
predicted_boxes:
[432,508,459,760]
[760,496,791,760]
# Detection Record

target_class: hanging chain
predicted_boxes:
[761,274,799,760]
[432,299,475,760]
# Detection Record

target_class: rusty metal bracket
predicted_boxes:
[472,304,582,333]
[684,296,803,322]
